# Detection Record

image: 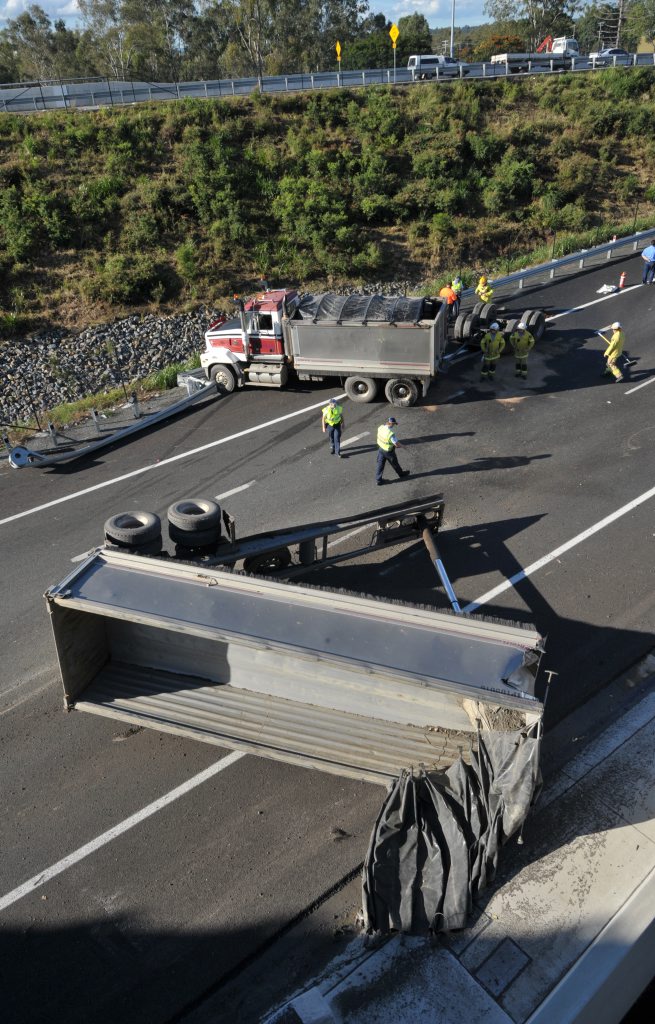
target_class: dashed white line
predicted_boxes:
[0,750,245,914]
[340,431,370,448]
[463,482,655,614]
[0,394,346,530]
[625,376,655,395]
[214,480,256,501]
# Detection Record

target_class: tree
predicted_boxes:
[78,0,136,78]
[625,0,655,47]
[483,0,580,49]
[396,13,433,63]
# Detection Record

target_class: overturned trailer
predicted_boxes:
[45,497,546,932]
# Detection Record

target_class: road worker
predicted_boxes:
[451,276,463,317]
[475,276,493,303]
[321,397,345,456]
[439,282,458,319]
[376,416,410,485]
[480,322,505,381]
[598,322,625,382]
[509,321,535,379]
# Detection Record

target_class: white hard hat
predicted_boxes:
[612,321,621,329]
[518,321,526,329]
[491,322,499,330]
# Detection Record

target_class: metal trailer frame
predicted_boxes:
[4,378,217,470]
[46,497,545,785]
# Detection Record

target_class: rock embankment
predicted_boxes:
[1,307,220,426]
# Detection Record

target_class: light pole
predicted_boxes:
[450,0,455,58]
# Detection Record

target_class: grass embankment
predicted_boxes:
[1,68,655,335]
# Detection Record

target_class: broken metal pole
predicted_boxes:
[422,527,462,614]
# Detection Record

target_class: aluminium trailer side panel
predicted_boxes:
[286,313,446,379]
[46,548,543,783]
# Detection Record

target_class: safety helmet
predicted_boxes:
[388,416,397,424]
[329,397,338,404]
[612,321,621,329]
[518,321,526,329]
[480,276,487,283]
[490,322,500,330]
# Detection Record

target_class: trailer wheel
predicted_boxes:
[528,310,546,340]
[105,511,162,549]
[169,523,220,548]
[345,376,379,403]
[521,309,536,332]
[243,547,292,574]
[481,302,498,324]
[385,378,419,407]
[453,313,467,341]
[210,364,236,394]
[504,318,519,338]
[168,499,221,532]
[472,302,486,319]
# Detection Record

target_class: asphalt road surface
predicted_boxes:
[1,254,653,1023]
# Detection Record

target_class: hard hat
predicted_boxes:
[612,321,621,329]
[491,322,500,330]
[480,276,487,283]
[329,397,338,404]
[388,416,397,424]
[518,321,526,329]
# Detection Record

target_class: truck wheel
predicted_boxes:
[385,378,419,407]
[345,376,378,403]
[243,547,292,574]
[528,310,546,340]
[481,302,498,324]
[210,365,236,394]
[453,313,467,341]
[504,318,519,338]
[472,302,486,319]
[169,523,220,548]
[105,511,161,549]
[521,309,536,331]
[168,499,221,532]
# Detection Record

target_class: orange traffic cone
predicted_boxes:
[619,272,627,288]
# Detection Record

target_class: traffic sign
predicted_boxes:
[389,23,399,45]
[336,41,341,58]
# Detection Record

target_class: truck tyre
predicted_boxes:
[169,523,220,548]
[528,310,546,340]
[210,364,236,394]
[453,313,467,341]
[385,378,419,407]
[462,316,476,341]
[521,309,536,331]
[481,302,498,324]
[105,511,161,548]
[504,318,519,337]
[243,547,292,574]
[472,302,486,319]
[345,376,379,403]
[168,499,221,533]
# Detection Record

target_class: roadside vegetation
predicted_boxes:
[1,69,655,333]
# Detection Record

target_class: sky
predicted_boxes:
[0,0,490,30]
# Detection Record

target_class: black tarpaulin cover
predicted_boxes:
[362,727,542,935]
[296,293,430,324]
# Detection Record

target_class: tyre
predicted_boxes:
[169,523,220,548]
[521,309,536,331]
[504,318,519,337]
[462,315,475,340]
[384,378,419,407]
[453,313,467,341]
[472,302,486,319]
[344,376,379,403]
[481,302,498,324]
[528,310,546,340]
[105,511,161,547]
[210,364,236,394]
[243,547,292,574]
[168,499,221,533]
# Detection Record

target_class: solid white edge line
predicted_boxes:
[0,394,346,529]
[214,480,256,500]
[0,750,245,914]
[545,283,641,321]
[463,482,655,614]
[625,376,655,395]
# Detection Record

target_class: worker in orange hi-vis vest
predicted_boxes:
[439,282,458,319]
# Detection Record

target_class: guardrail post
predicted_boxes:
[91,409,101,434]
[107,78,114,106]
[579,258,584,268]
[519,277,524,290]
[204,83,208,98]
[130,392,141,419]
[362,72,365,87]
[607,248,613,260]
[483,63,486,77]
[48,422,59,446]
[311,74,315,89]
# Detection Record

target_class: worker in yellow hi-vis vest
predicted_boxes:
[376,416,410,485]
[480,323,505,381]
[597,322,625,382]
[321,397,345,456]
[475,276,493,303]
[509,321,535,379]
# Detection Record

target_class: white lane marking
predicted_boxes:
[214,480,256,501]
[0,395,346,529]
[71,548,97,563]
[448,390,466,399]
[463,483,655,614]
[326,524,372,550]
[0,750,245,913]
[340,432,370,448]
[625,376,655,395]
[545,284,640,322]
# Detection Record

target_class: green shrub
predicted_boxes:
[82,253,169,304]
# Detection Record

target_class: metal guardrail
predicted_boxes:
[459,227,655,305]
[1,54,655,113]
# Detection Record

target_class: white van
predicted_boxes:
[407,54,468,79]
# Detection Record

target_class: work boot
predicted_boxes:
[399,470,410,478]
[376,479,385,486]
[615,376,624,382]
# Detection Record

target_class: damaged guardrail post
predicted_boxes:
[421,526,462,613]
